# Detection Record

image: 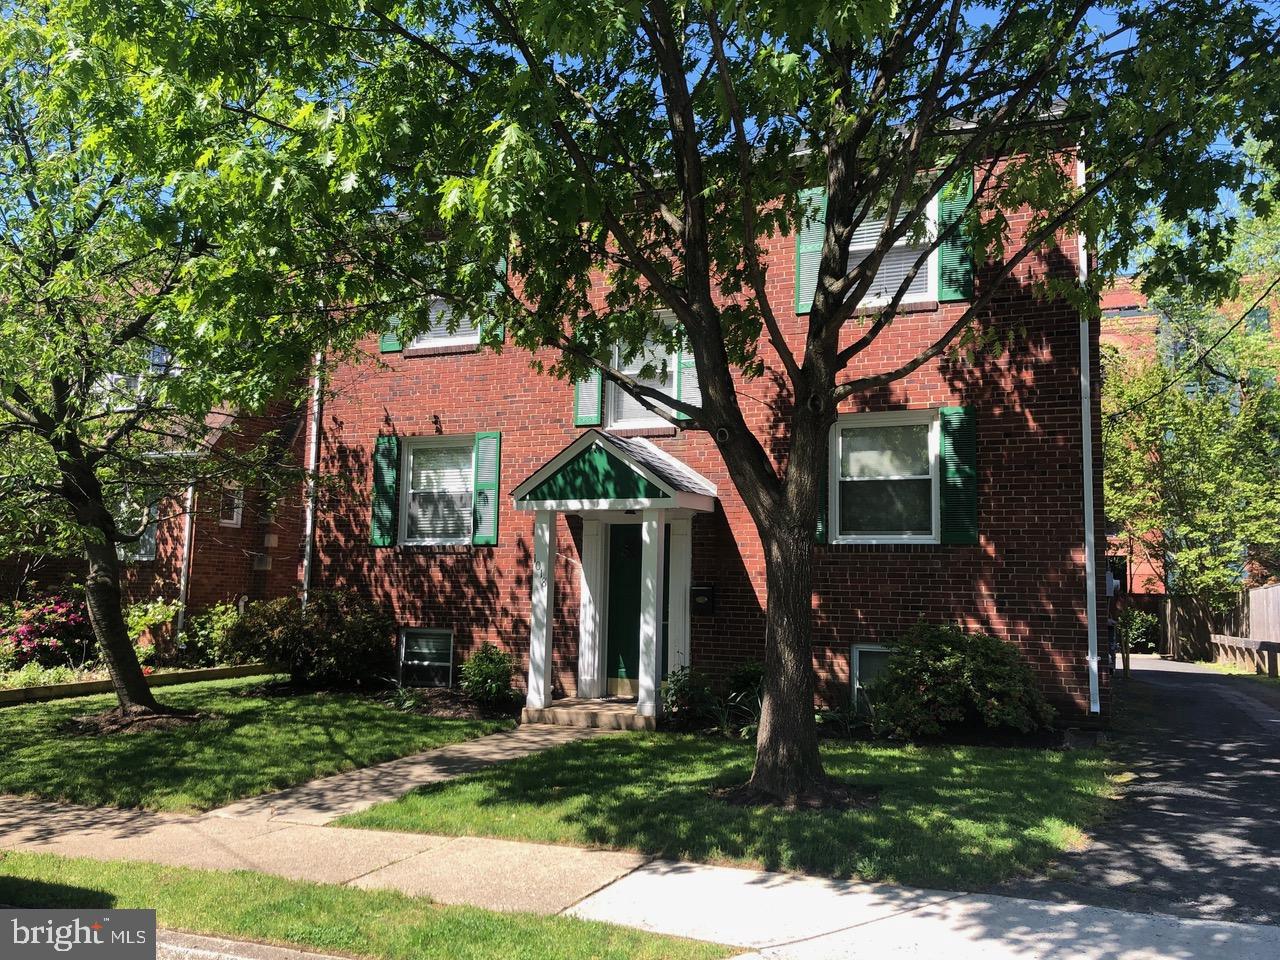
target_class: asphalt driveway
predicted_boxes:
[998,655,1280,925]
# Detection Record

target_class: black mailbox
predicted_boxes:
[690,585,715,616]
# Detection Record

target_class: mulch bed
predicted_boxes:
[60,707,207,737]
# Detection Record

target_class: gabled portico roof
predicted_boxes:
[512,430,717,514]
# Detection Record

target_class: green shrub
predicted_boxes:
[1117,608,1159,654]
[458,643,515,705]
[178,602,245,667]
[662,666,717,730]
[0,662,84,689]
[869,622,1055,739]
[125,599,181,644]
[724,660,765,700]
[222,591,395,689]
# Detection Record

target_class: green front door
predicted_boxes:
[605,524,670,689]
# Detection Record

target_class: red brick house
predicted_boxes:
[299,171,1109,725]
[119,409,307,636]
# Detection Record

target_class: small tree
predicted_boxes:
[0,11,332,713]
[81,0,1280,792]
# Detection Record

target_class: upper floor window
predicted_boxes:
[407,301,479,350]
[399,436,474,545]
[830,410,940,543]
[606,315,701,429]
[219,485,244,527]
[848,198,938,306]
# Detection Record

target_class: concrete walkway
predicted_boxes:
[570,861,1280,959]
[4,792,1278,958]
[210,724,602,824]
[0,794,645,914]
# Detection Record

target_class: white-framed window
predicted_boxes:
[848,197,939,306]
[851,643,891,705]
[135,502,158,561]
[606,314,700,429]
[399,436,474,545]
[830,409,940,544]
[399,628,454,687]
[407,300,480,350]
[219,485,244,528]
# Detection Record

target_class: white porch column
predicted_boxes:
[526,510,557,709]
[576,519,606,699]
[667,516,693,674]
[638,508,666,717]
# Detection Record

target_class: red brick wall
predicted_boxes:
[122,411,307,617]
[304,188,1110,722]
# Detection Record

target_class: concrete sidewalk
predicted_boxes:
[3,794,1277,958]
[210,724,602,824]
[570,861,1280,959]
[0,795,644,915]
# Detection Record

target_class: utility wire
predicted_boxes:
[1105,272,1280,424]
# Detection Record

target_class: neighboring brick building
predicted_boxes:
[299,171,1110,724]
[119,409,308,631]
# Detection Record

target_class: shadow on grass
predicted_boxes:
[0,875,117,909]
[0,677,509,812]
[344,733,1112,889]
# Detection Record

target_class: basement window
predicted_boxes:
[851,643,891,709]
[399,628,454,688]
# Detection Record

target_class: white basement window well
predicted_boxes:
[399,436,474,545]
[851,643,891,707]
[849,197,939,307]
[830,409,940,544]
[400,628,454,687]
[219,485,244,528]
[407,300,480,350]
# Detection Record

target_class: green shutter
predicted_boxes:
[937,170,974,302]
[379,316,403,353]
[674,345,699,421]
[574,370,604,426]
[939,406,978,544]
[795,187,827,314]
[472,431,501,545]
[487,254,508,345]
[370,435,400,546]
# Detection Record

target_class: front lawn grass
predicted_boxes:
[340,733,1115,889]
[0,677,511,812]
[1202,660,1280,686]
[0,852,728,960]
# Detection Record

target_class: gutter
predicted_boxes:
[174,482,197,636]
[300,351,324,608]
[1077,157,1101,714]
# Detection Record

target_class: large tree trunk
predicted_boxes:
[82,534,160,712]
[745,524,826,798]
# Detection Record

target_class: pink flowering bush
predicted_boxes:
[0,594,97,670]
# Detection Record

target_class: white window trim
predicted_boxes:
[218,484,244,528]
[406,300,481,350]
[829,408,941,545]
[398,434,475,547]
[606,312,684,430]
[849,196,939,308]
[852,643,890,698]
[398,627,455,687]
[134,502,159,562]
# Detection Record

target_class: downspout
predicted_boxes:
[300,351,324,608]
[1077,157,1101,714]
[174,482,197,636]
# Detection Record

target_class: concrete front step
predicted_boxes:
[521,697,656,732]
